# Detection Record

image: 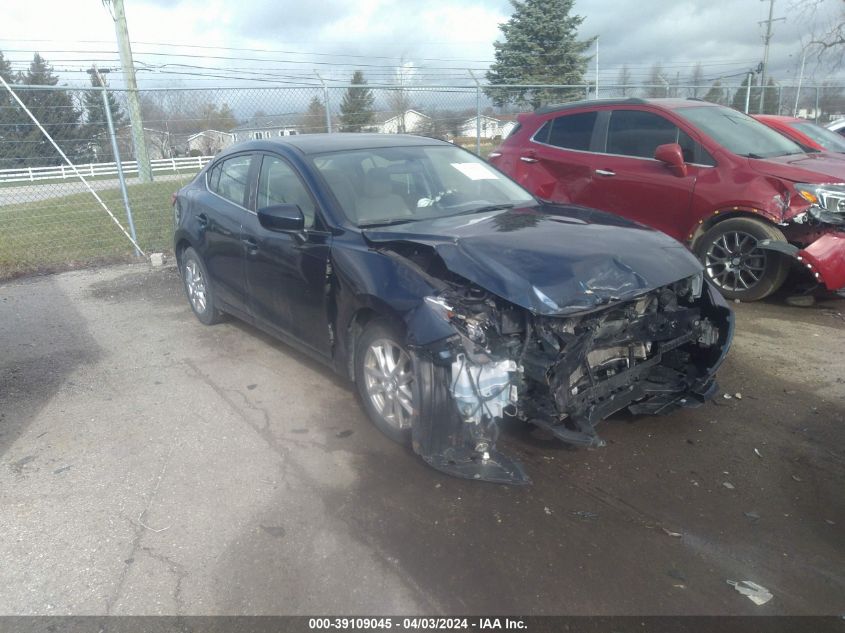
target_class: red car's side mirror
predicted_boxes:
[654,143,688,177]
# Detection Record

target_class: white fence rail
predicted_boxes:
[0,155,213,184]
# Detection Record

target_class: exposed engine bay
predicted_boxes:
[395,245,734,484]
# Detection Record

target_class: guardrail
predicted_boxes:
[0,155,213,184]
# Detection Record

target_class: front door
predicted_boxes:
[242,153,333,356]
[583,109,697,241]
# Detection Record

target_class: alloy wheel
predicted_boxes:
[704,230,767,292]
[184,259,208,313]
[363,338,414,431]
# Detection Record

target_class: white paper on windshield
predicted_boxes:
[450,162,499,180]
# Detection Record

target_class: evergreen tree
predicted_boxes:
[731,74,761,113]
[761,78,779,115]
[83,68,127,162]
[703,80,726,105]
[17,53,85,166]
[300,96,327,133]
[485,0,592,108]
[339,71,375,132]
[0,50,20,169]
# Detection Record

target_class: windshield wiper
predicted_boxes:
[359,218,416,228]
[742,153,766,159]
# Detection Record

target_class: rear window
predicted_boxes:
[606,110,679,158]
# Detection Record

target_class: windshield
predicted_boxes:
[311,145,537,227]
[791,120,845,153]
[677,106,805,158]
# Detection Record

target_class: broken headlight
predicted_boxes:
[795,183,845,223]
[424,295,488,345]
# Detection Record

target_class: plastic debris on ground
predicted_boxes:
[662,527,682,538]
[727,580,773,606]
[754,448,762,458]
[723,482,735,490]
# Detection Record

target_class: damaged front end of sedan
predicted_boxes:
[409,275,732,484]
[388,264,733,485]
[363,207,735,484]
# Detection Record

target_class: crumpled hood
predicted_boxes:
[363,204,703,315]
[749,153,845,183]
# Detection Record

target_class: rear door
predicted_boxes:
[513,110,598,203]
[584,109,700,240]
[242,153,333,356]
[196,153,254,311]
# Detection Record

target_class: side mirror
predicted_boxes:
[654,143,688,177]
[257,203,305,232]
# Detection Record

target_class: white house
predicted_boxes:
[231,114,303,142]
[185,130,235,155]
[458,114,520,140]
[370,109,431,134]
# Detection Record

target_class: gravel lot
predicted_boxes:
[0,263,843,615]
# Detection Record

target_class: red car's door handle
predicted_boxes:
[520,156,538,163]
[595,169,616,177]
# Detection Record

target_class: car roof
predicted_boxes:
[533,97,722,116]
[253,133,451,155]
[754,114,801,123]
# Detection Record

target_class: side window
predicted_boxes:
[208,155,252,206]
[606,110,679,158]
[547,112,598,150]
[257,155,317,228]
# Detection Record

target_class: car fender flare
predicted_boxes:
[688,207,782,250]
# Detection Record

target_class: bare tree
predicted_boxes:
[645,63,666,98]
[689,63,705,97]
[617,66,633,97]
[387,60,415,133]
[793,0,845,68]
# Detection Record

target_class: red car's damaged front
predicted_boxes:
[749,154,845,292]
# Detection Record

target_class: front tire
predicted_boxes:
[695,217,789,301]
[354,320,414,445]
[181,247,223,325]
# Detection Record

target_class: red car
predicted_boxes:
[754,114,845,154]
[490,98,845,301]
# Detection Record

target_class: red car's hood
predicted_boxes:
[749,152,845,183]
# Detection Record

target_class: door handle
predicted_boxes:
[242,236,259,254]
[520,155,538,163]
[595,169,616,177]
[196,213,209,228]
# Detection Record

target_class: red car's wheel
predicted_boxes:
[695,217,789,301]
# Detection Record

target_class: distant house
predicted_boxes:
[230,114,303,142]
[185,130,235,155]
[369,109,431,134]
[458,114,520,140]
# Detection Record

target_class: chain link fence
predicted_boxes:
[1,81,844,279]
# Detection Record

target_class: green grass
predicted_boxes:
[0,180,183,279]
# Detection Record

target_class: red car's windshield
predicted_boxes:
[790,120,845,153]
[678,106,805,159]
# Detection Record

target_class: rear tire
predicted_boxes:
[180,247,223,325]
[354,320,414,446]
[694,217,789,301]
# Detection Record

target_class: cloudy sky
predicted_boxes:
[1,0,841,90]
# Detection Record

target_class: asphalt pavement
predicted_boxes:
[0,264,842,615]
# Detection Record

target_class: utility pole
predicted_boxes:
[468,70,481,155]
[757,0,786,114]
[108,0,152,182]
[794,47,807,116]
[314,71,332,133]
